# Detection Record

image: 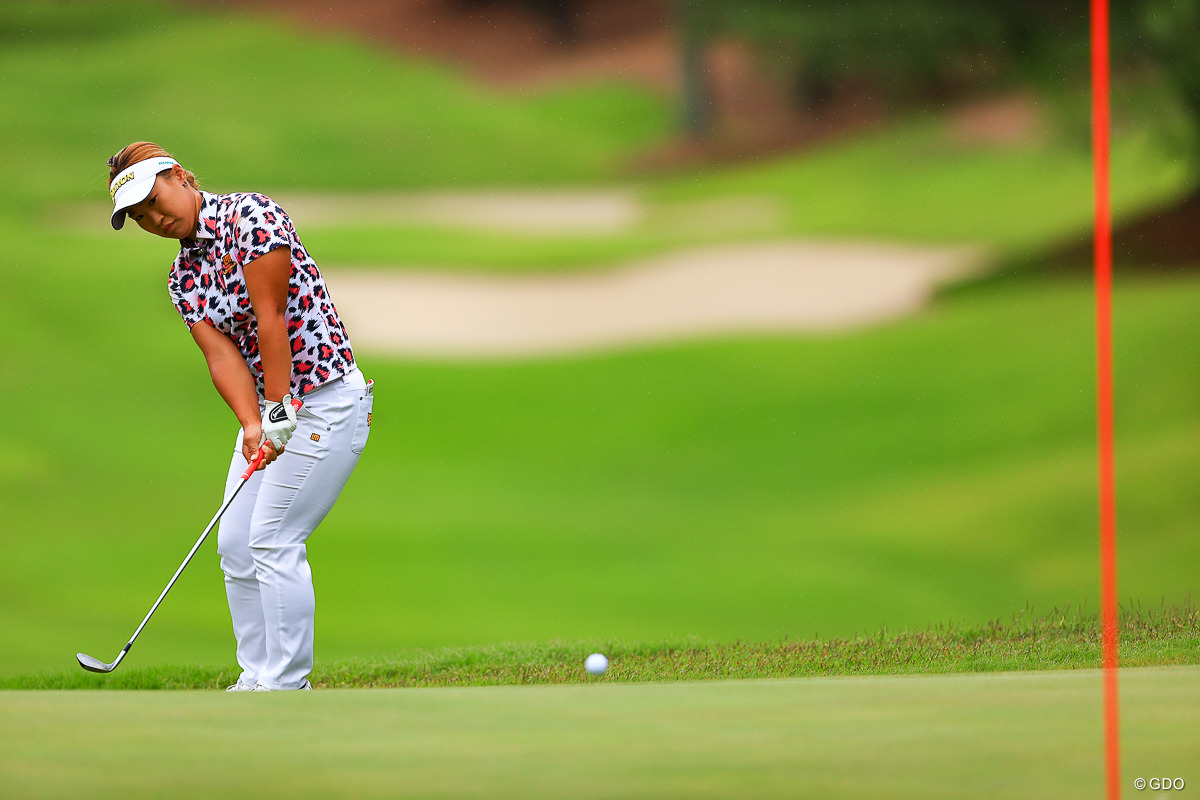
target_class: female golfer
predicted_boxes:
[108,142,373,691]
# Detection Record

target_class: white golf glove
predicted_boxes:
[262,394,298,451]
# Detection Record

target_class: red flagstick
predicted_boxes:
[1091,0,1120,796]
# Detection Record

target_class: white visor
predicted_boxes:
[109,157,178,230]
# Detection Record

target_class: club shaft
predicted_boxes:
[81,409,297,673]
[118,460,260,656]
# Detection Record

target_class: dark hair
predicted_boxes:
[108,142,199,190]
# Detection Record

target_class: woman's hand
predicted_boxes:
[241,423,279,470]
[261,395,298,451]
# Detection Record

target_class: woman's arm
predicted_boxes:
[190,320,277,468]
[243,246,293,404]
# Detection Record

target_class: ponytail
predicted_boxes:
[108,142,199,189]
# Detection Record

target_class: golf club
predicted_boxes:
[77,404,301,674]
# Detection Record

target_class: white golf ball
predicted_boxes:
[585,653,609,675]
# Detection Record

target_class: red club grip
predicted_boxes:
[240,447,267,480]
[238,397,304,480]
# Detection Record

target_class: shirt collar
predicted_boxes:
[182,192,220,251]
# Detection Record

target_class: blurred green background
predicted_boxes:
[1,0,1197,678]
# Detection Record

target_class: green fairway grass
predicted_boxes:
[4,0,1195,267]
[2,667,1197,799]
[4,218,1199,675]
[3,0,1198,685]
[0,0,671,215]
[36,111,1194,273]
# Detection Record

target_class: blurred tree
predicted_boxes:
[687,1,1100,109]
[683,0,1192,141]
[678,0,713,136]
[1141,0,1200,165]
[456,0,585,46]
[524,0,580,45]
[453,0,1200,169]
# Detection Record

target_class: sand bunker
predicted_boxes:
[277,190,642,233]
[330,241,986,359]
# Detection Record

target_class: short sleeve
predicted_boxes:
[168,258,205,330]
[233,193,292,265]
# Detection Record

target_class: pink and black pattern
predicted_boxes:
[168,192,356,397]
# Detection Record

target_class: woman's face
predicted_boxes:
[125,167,199,239]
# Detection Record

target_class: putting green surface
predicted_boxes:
[2,667,1196,799]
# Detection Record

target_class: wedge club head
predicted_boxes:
[77,645,129,673]
[77,653,116,673]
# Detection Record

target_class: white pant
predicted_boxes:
[216,368,373,690]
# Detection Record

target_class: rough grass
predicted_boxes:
[7,602,1195,691]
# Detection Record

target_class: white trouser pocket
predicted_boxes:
[351,379,374,455]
